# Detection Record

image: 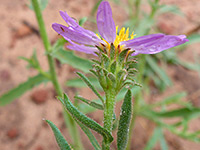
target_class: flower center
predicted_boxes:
[114,26,135,49]
[99,26,136,52]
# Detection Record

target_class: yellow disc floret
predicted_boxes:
[114,26,136,49]
[98,26,136,53]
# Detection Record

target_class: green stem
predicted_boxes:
[150,0,159,19]
[134,0,141,19]
[31,0,83,149]
[102,89,116,150]
[127,0,134,18]
[31,0,51,53]
[47,55,63,96]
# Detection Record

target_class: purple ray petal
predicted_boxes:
[59,11,102,42]
[121,34,188,56]
[120,33,165,47]
[59,11,79,27]
[52,23,102,45]
[97,1,116,43]
[66,40,98,54]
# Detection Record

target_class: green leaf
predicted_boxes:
[142,109,200,143]
[176,59,199,71]
[101,53,110,69]
[66,77,102,90]
[107,73,116,83]
[0,74,48,106]
[144,127,163,150]
[146,55,172,86]
[110,61,116,74]
[79,17,87,26]
[158,4,184,16]
[117,90,132,150]
[76,120,101,150]
[149,71,166,91]
[28,0,49,11]
[19,49,40,69]
[76,72,104,104]
[74,95,104,110]
[141,107,200,120]
[46,120,71,150]
[152,92,187,107]
[52,38,66,53]
[52,49,93,73]
[78,86,141,114]
[94,65,107,89]
[78,101,101,114]
[159,130,168,150]
[58,94,113,143]
[154,107,200,119]
[161,50,199,71]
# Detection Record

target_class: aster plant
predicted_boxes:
[48,1,189,150]
[0,0,195,150]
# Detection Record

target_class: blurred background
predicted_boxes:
[0,0,200,149]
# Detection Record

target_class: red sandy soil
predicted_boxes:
[0,0,200,150]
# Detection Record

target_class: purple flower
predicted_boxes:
[52,1,188,56]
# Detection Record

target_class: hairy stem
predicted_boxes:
[102,89,115,150]
[31,0,83,149]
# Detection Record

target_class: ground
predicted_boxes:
[0,0,200,150]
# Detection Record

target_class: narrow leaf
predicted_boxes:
[141,107,200,121]
[74,95,104,110]
[94,65,107,89]
[158,4,184,16]
[144,127,163,150]
[52,38,66,53]
[117,90,132,150]
[58,94,113,143]
[152,92,187,107]
[141,111,200,143]
[46,120,71,150]
[159,130,168,150]
[52,49,93,73]
[76,120,101,150]
[107,73,116,83]
[146,55,172,86]
[101,53,110,69]
[153,107,200,119]
[110,61,116,74]
[76,72,104,103]
[66,77,102,90]
[91,59,101,65]
[0,74,48,106]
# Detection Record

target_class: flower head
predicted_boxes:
[52,1,188,56]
